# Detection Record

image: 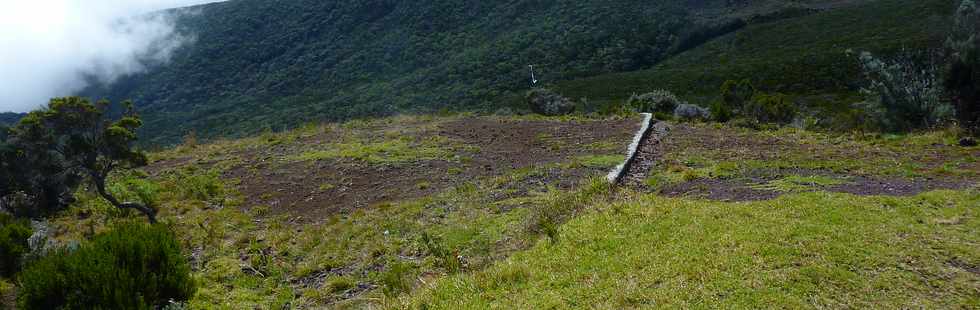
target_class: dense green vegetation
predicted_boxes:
[1,0,974,308]
[17,223,194,309]
[83,0,692,144]
[0,113,22,127]
[555,0,954,124]
[1,97,155,222]
[81,0,866,145]
[0,214,31,278]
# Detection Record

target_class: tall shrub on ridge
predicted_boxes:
[945,0,980,135]
[855,51,953,132]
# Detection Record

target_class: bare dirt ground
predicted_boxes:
[625,123,979,202]
[151,116,640,222]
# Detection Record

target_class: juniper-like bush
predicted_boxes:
[855,50,953,132]
[526,88,575,116]
[674,103,712,121]
[627,89,684,114]
[945,0,980,134]
[16,223,195,309]
[0,213,31,278]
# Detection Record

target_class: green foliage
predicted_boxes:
[0,213,31,278]
[554,0,955,129]
[745,92,798,124]
[720,79,756,112]
[420,232,461,273]
[855,51,952,132]
[16,223,195,309]
[2,97,154,221]
[0,113,24,127]
[710,100,734,122]
[85,0,701,144]
[380,259,413,297]
[526,88,575,116]
[673,103,711,121]
[945,0,980,134]
[626,90,684,114]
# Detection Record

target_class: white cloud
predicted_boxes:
[0,0,224,112]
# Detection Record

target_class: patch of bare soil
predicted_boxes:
[659,172,969,202]
[631,123,977,202]
[191,117,639,222]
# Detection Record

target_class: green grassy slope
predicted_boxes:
[554,0,953,106]
[405,190,980,308]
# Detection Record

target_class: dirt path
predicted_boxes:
[620,122,671,187]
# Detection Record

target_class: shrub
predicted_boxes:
[673,103,712,121]
[855,50,953,132]
[627,90,684,114]
[720,79,756,112]
[710,100,734,122]
[525,88,575,116]
[0,213,31,277]
[17,223,195,309]
[420,232,461,273]
[945,0,980,135]
[380,259,412,297]
[745,93,798,124]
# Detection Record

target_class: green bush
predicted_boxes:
[673,103,712,121]
[855,50,952,132]
[945,0,980,135]
[720,79,756,112]
[745,93,798,124]
[0,213,31,278]
[627,90,684,114]
[17,223,195,309]
[526,88,576,116]
[710,100,734,122]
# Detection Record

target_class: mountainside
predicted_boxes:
[555,0,952,109]
[83,0,870,145]
[0,113,24,127]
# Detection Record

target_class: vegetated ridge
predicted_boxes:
[81,0,877,145]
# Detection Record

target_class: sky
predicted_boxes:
[0,0,225,113]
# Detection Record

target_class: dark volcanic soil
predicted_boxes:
[178,117,640,222]
[627,123,978,202]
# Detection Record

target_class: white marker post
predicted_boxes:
[529,65,538,86]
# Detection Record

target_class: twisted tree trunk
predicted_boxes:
[92,176,157,224]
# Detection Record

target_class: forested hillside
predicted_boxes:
[82,0,863,145]
[555,0,952,107]
[0,113,23,126]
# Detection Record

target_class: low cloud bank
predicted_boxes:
[0,1,224,112]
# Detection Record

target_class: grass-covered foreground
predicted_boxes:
[7,115,978,309]
[403,190,980,308]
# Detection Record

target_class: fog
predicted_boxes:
[0,1,224,113]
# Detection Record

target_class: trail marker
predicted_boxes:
[529,65,538,85]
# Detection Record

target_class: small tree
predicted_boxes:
[7,97,156,222]
[720,79,756,112]
[855,51,952,132]
[945,0,980,135]
[627,90,685,115]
